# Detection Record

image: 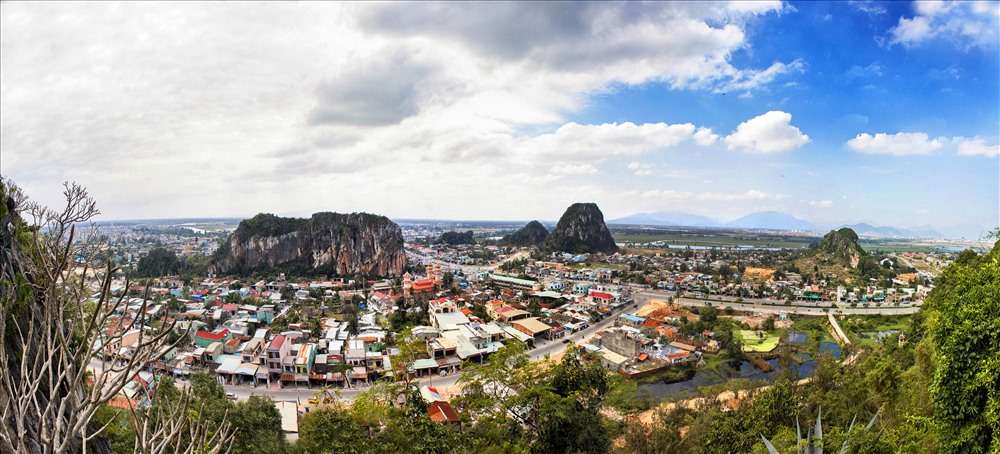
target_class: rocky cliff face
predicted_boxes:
[211,212,406,277]
[543,203,619,254]
[501,220,549,246]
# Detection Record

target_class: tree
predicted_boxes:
[280,284,295,301]
[619,406,691,453]
[527,298,542,318]
[296,406,371,453]
[0,180,233,453]
[529,345,611,453]
[133,376,236,454]
[456,341,533,422]
[700,305,719,324]
[926,243,1000,453]
[136,247,181,278]
[230,397,288,454]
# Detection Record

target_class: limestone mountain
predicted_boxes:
[211,212,406,277]
[793,227,868,284]
[435,230,476,245]
[543,203,619,254]
[501,220,549,246]
[816,227,865,268]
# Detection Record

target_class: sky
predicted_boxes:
[2,1,998,237]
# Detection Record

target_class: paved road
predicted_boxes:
[636,290,922,316]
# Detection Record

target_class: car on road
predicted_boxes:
[226,392,237,400]
[562,339,570,344]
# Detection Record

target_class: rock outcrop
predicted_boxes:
[543,203,619,254]
[435,230,476,245]
[211,212,406,277]
[816,227,865,268]
[501,220,549,246]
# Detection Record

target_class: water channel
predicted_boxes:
[639,332,841,400]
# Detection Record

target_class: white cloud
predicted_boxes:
[846,132,997,157]
[726,1,784,15]
[806,199,834,208]
[358,2,801,93]
[693,127,720,146]
[847,132,944,156]
[955,137,1000,157]
[888,1,1000,49]
[626,162,654,176]
[849,1,888,15]
[1,2,800,218]
[717,59,805,93]
[551,163,598,175]
[724,111,810,153]
[519,122,705,163]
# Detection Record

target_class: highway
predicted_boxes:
[635,290,922,316]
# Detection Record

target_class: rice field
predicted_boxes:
[736,330,782,353]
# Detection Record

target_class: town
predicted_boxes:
[86,214,952,441]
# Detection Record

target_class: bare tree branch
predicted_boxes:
[0,179,233,454]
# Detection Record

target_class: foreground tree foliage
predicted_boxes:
[615,239,999,454]
[0,179,234,453]
[925,240,1000,453]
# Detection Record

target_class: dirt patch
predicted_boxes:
[637,300,670,317]
[638,300,699,322]
[742,267,775,282]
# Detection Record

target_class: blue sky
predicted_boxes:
[2,1,997,237]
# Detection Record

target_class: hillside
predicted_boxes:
[542,203,619,254]
[793,227,866,283]
[501,220,549,246]
[210,212,406,277]
[435,230,476,245]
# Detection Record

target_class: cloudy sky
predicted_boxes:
[2,1,998,236]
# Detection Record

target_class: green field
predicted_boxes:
[736,330,782,353]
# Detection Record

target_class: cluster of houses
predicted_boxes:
[581,311,713,375]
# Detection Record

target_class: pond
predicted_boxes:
[639,342,841,400]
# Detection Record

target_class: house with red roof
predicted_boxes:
[589,291,616,305]
[427,401,461,429]
[265,334,291,383]
[194,329,231,348]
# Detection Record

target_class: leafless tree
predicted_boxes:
[127,388,235,454]
[0,179,234,453]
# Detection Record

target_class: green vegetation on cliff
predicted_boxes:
[501,220,549,246]
[543,203,619,254]
[233,213,308,241]
[435,230,476,245]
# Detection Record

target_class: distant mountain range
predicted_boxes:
[607,211,722,228]
[609,210,813,231]
[725,211,813,231]
[836,223,943,239]
[608,210,977,239]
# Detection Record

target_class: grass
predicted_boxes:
[736,329,782,352]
